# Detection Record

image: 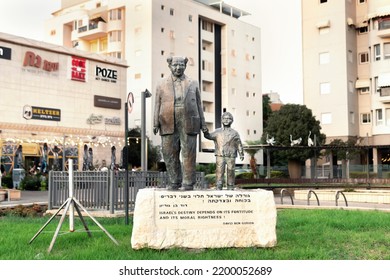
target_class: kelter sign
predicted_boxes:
[23,105,61,121]
[0,46,11,60]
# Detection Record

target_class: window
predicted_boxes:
[374,44,381,61]
[134,27,142,35]
[169,30,175,39]
[161,27,164,33]
[384,43,390,59]
[188,15,192,22]
[321,113,332,124]
[361,113,371,124]
[348,50,353,63]
[109,52,121,59]
[202,20,213,32]
[109,9,122,20]
[360,87,370,94]
[135,73,141,79]
[109,31,121,42]
[232,88,236,96]
[320,0,327,3]
[350,112,355,124]
[319,27,330,34]
[188,36,194,44]
[170,8,174,16]
[387,109,390,126]
[358,0,366,4]
[50,29,56,36]
[359,52,369,63]
[376,109,383,125]
[161,5,164,10]
[375,76,379,92]
[379,16,390,31]
[161,50,165,56]
[319,52,330,64]
[349,81,354,93]
[358,26,368,34]
[320,82,331,94]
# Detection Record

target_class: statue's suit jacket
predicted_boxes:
[154,75,206,136]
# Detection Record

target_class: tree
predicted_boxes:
[244,139,262,178]
[262,104,326,178]
[124,128,161,170]
[262,95,273,130]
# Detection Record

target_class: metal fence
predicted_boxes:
[48,170,206,213]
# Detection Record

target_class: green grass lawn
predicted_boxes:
[1,209,390,260]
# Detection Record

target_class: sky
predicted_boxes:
[0,0,303,104]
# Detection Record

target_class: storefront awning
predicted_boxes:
[316,20,330,29]
[355,79,370,89]
[378,73,390,88]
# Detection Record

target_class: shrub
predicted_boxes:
[349,172,377,179]
[1,173,13,188]
[204,174,216,185]
[19,175,41,191]
[235,172,254,179]
[271,170,288,178]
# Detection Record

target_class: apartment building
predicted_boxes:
[44,0,262,164]
[0,32,128,172]
[302,0,390,170]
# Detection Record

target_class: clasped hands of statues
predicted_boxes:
[153,126,209,135]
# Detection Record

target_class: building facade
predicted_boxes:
[44,0,262,164]
[302,0,390,171]
[0,32,128,172]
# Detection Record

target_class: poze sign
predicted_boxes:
[95,65,118,83]
[23,105,61,121]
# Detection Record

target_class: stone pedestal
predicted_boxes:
[131,188,277,250]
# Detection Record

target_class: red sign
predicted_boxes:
[71,56,86,82]
[23,51,59,72]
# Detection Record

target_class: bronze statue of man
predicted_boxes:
[204,112,244,190]
[153,56,208,190]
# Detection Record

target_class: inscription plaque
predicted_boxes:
[131,189,277,249]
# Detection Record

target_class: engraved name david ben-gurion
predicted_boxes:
[153,56,208,191]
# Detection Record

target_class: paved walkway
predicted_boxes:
[1,190,390,212]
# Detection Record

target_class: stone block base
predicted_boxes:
[131,188,277,250]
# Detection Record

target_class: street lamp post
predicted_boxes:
[141,89,151,171]
[62,135,68,171]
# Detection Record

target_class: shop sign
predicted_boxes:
[71,56,86,82]
[0,46,11,60]
[87,114,103,125]
[23,51,59,72]
[95,66,117,83]
[23,105,61,121]
[94,95,121,110]
[104,117,121,125]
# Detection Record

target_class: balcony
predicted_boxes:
[377,28,390,38]
[73,21,107,40]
